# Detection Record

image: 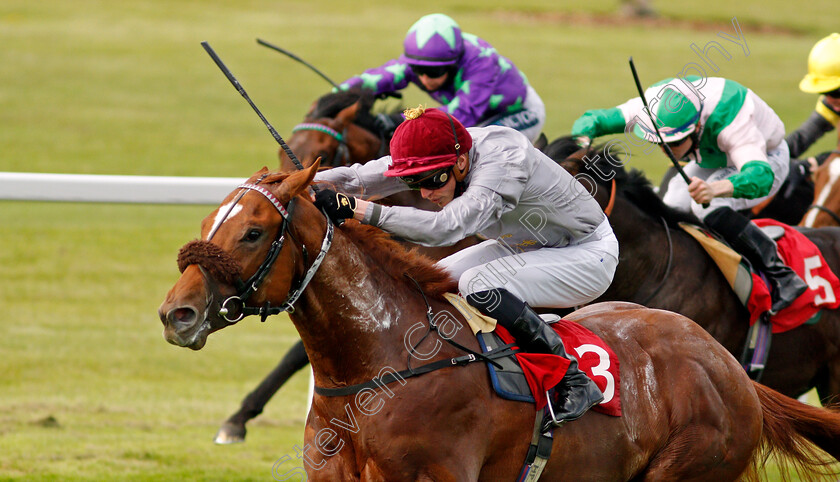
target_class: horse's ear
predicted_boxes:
[335,101,361,127]
[248,166,270,182]
[276,159,321,201]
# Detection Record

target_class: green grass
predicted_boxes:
[2,0,839,479]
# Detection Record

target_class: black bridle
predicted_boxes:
[207,180,334,324]
[804,204,840,227]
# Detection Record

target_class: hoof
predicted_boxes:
[214,422,246,444]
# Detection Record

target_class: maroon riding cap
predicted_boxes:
[385,107,472,177]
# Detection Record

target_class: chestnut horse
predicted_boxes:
[215,90,478,444]
[278,89,387,172]
[547,136,840,402]
[159,164,840,480]
[801,150,840,228]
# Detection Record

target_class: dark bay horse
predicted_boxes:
[215,90,478,444]
[547,136,840,402]
[160,164,840,480]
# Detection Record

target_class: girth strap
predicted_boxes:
[314,344,518,397]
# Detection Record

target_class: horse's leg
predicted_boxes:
[214,340,309,444]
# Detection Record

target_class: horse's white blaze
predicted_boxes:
[207,201,243,239]
[804,158,840,227]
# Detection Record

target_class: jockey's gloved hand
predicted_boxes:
[574,136,591,149]
[314,188,358,224]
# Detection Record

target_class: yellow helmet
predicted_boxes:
[800,33,840,94]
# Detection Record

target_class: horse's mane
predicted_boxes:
[311,88,399,135]
[544,136,700,227]
[340,222,458,297]
[258,171,457,297]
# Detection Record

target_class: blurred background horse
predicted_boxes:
[548,136,840,402]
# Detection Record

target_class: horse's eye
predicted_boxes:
[243,229,262,242]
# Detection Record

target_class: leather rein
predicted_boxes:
[804,204,840,226]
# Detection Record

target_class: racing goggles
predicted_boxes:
[823,88,840,99]
[400,168,452,190]
[411,64,450,79]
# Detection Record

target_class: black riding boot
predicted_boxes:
[705,207,808,314]
[466,289,604,425]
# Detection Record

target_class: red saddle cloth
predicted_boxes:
[494,320,622,416]
[751,219,840,332]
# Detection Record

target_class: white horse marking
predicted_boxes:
[803,158,840,227]
[207,201,243,240]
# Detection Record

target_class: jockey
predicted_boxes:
[313,107,617,428]
[786,33,840,161]
[572,76,808,315]
[335,13,546,145]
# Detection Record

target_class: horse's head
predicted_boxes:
[280,90,384,171]
[543,136,625,202]
[803,151,840,227]
[158,162,322,349]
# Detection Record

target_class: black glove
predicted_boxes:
[314,189,357,224]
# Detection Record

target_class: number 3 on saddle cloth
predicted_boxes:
[443,294,622,417]
[682,219,840,332]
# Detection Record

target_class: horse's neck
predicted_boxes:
[290,230,424,385]
[603,202,670,297]
[347,124,382,163]
[604,198,742,327]
[604,199,698,300]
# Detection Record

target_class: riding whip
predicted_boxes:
[257,38,401,100]
[200,41,309,178]
[256,38,341,89]
[628,57,708,207]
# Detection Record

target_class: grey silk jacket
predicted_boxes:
[314,126,607,249]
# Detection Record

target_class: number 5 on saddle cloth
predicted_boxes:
[680,219,840,380]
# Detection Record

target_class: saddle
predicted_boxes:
[681,220,840,331]
[682,219,840,380]
[443,294,622,416]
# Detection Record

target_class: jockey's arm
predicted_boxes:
[358,186,505,247]
[785,96,840,158]
[686,161,772,206]
[314,157,408,200]
[571,107,627,141]
[336,60,412,96]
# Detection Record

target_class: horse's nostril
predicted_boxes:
[168,307,198,326]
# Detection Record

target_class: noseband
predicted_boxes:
[179,179,333,324]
